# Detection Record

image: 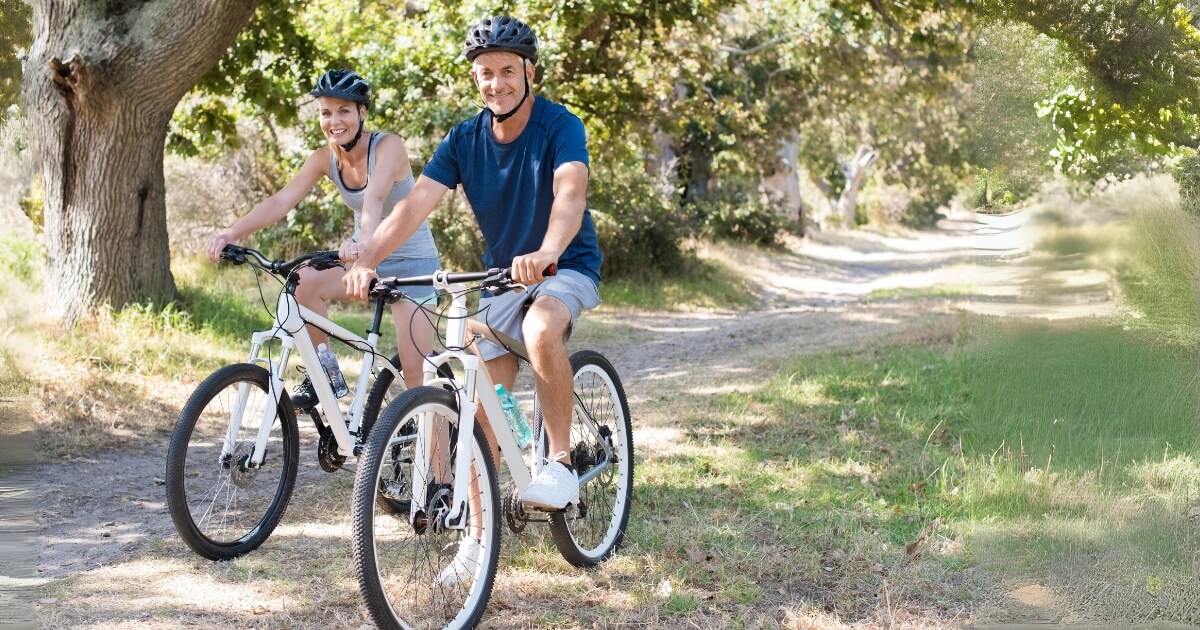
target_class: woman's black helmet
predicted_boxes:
[464,16,539,64]
[309,69,371,108]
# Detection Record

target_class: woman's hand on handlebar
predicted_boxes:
[207,232,237,262]
[343,263,378,302]
[339,239,366,264]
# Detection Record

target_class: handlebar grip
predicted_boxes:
[220,244,247,264]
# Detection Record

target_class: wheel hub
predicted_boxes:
[228,441,259,489]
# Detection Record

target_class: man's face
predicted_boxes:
[471,51,534,115]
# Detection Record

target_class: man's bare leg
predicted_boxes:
[522,297,574,465]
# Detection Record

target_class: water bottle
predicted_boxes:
[317,343,349,399]
[495,384,532,448]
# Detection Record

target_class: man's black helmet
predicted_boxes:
[464,16,539,64]
[309,69,371,108]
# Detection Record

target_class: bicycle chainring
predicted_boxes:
[504,485,528,533]
[317,429,346,473]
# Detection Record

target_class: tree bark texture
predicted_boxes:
[22,0,257,324]
[837,145,878,227]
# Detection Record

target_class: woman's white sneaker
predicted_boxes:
[436,536,482,586]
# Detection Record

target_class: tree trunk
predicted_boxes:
[836,145,879,227]
[22,0,257,325]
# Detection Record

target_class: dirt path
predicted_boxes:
[10,207,1127,627]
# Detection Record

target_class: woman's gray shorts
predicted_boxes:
[475,269,601,361]
[377,256,440,303]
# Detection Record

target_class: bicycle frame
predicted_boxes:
[404,271,617,530]
[226,288,400,467]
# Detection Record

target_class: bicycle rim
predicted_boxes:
[547,350,634,567]
[353,387,500,629]
[166,364,299,560]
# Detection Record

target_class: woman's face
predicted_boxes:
[317,96,364,145]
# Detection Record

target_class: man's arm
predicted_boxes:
[343,174,450,300]
[509,160,589,285]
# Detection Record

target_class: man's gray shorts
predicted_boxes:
[475,269,601,361]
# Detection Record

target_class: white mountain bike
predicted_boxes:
[165,245,437,560]
[352,268,634,629]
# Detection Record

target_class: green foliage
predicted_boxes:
[0,0,31,117]
[252,180,351,257]
[992,0,1200,183]
[0,232,43,285]
[692,183,785,246]
[169,0,327,154]
[19,174,43,232]
[1113,205,1200,345]
[1172,154,1200,217]
[427,197,487,271]
[969,167,1031,212]
[588,161,688,280]
[969,21,1079,203]
[169,0,983,276]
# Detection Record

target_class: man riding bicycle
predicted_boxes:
[344,15,603,512]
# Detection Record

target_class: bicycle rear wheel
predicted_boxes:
[165,363,299,560]
[540,350,634,567]
[352,387,500,629]
[363,353,456,441]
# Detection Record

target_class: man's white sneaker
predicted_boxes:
[435,536,482,587]
[521,460,580,511]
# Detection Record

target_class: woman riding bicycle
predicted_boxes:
[207,69,440,405]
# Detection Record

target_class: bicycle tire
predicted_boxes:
[352,386,501,629]
[165,363,300,560]
[541,350,634,567]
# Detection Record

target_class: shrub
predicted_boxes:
[1172,154,1200,217]
[589,162,690,281]
[692,182,784,247]
[428,192,487,270]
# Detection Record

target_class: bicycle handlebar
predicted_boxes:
[369,263,557,300]
[220,245,343,276]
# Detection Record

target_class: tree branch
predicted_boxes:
[719,29,808,57]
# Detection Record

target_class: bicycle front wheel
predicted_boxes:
[542,350,634,567]
[165,363,299,560]
[352,387,501,629]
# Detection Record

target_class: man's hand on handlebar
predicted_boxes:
[343,263,378,302]
[509,251,558,286]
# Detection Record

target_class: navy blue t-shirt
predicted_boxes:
[422,96,602,284]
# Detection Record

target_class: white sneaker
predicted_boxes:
[436,536,482,587]
[521,459,579,511]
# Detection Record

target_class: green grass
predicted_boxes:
[868,284,972,301]
[600,258,756,310]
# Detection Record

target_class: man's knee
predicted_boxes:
[523,297,571,345]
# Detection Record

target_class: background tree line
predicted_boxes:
[7,0,1200,323]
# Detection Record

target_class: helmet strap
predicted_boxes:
[339,116,365,152]
[493,59,530,124]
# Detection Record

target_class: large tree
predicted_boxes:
[22,0,259,324]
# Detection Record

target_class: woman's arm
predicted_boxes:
[207,148,330,261]
[356,134,413,250]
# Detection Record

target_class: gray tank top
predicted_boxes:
[328,132,439,261]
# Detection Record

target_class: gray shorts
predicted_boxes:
[377,256,440,302]
[475,269,601,361]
